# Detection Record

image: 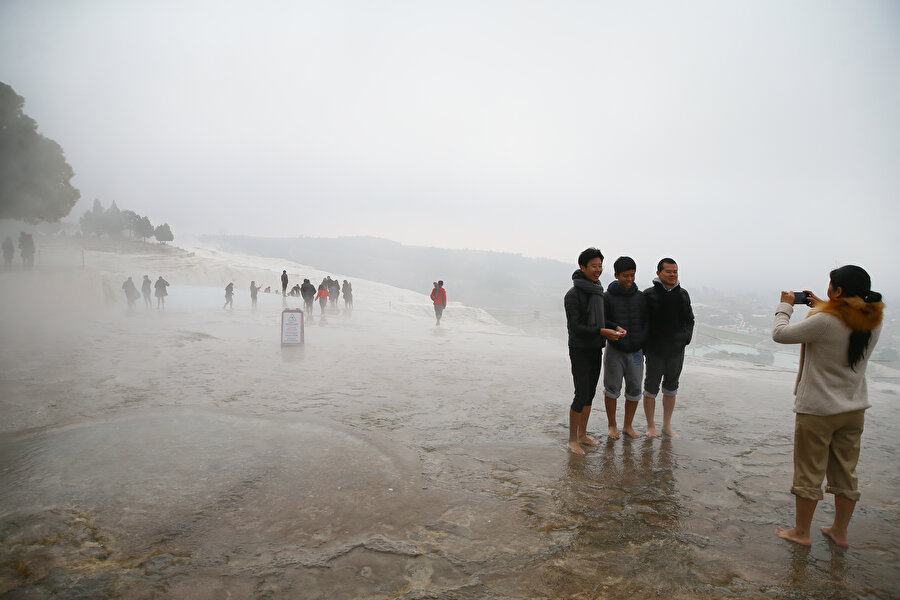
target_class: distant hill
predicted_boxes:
[199,235,572,312]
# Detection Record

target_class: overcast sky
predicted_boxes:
[1,1,898,295]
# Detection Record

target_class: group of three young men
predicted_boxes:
[564,247,695,455]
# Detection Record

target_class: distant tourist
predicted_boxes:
[2,236,14,269]
[122,277,140,310]
[264,286,271,294]
[342,280,353,309]
[773,265,883,548]
[602,256,648,440]
[316,283,329,315]
[290,283,301,297]
[281,270,289,297]
[141,275,152,309]
[155,276,169,309]
[430,280,447,326]
[329,277,340,306]
[642,258,694,438]
[563,248,624,455]
[18,232,34,270]
[300,278,316,314]
[250,280,262,309]
[224,282,234,310]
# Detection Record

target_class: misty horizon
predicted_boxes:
[1,1,898,299]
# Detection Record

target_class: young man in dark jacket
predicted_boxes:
[642,258,695,437]
[564,248,625,455]
[602,256,649,439]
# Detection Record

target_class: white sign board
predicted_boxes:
[281,309,304,345]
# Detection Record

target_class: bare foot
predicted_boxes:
[662,426,678,437]
[607,426,620,440]
[622,426,641,439]
[821,526,849,548]
[646,428,659,438]
[567,440,585,455]
[776,526,811,546]
[578,435,601,447]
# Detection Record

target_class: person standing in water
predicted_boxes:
[430,280,447,326]
[18,232,34,270]
[224,282,234,310]
[154,276,169,309]
[564,248,625,455]
[300,278,316,314]
[642,258,694,438]
[316,283,329,316]
[772,265,883,548]
[122,277,140,309]
[602,256,649,440]
[250,280,262,309]
[342,280,353,309]
[141,275,152,309]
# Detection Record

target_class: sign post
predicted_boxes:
[281,308,304,346]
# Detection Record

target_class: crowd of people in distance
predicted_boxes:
[217,271,353,317]
[122,275,169,310]
[2,233,36,270]
[563,246,884,550]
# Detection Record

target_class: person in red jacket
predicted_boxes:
[430,280,447,326]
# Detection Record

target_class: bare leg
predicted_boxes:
[662,394,678,437]
[821,495,856,547]
[577,406,601,446]
[623,400,641,438]
[644,396,658,438]
[568,409,585,455]
[604,396,619,439]
[776,496,817,546]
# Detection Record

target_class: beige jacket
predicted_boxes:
[773,298,883,416]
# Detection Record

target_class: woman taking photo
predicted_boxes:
[773,265,884,547]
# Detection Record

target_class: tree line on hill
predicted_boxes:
[79,199,174,243]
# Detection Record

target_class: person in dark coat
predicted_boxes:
[642,258,695,437]
[300,278,316,314]
[342,280,353,309]
[281,270,289,297]
[601,256,649,439]
[224,282,234,310]
[141,275,152,308]
[250,280,262,308]
[563,248,625,455]
[18,232,34,270]
[154,276,169,309]
[329,277,340,306]
[122,277,140,309]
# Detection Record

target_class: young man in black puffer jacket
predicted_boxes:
[564,247,626,455]
[642,257,695,437]
[602,256,649,440]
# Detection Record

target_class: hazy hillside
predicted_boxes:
[199,234,573,312]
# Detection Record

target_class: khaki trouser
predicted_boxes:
[792,410,865,501]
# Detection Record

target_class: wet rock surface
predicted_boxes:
[1,267,898,599]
